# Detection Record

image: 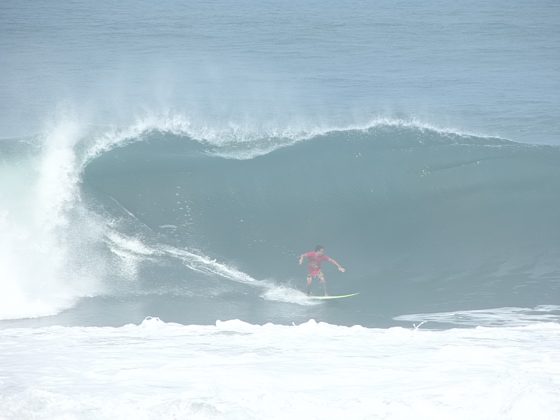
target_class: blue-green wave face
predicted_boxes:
[82,124,560,320]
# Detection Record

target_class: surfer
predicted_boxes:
[299,245,345,296]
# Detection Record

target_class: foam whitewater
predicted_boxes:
[1,310,559,419]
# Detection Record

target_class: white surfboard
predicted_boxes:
[309,292,359,300]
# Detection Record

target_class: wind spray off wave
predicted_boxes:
[0,117,107,319]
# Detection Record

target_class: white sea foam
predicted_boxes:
[260,285,321,306]
[395,305,560,328]
[0,116,107,320]
[104,229,313,305]
[103,230,158,280]
[159,244,317,306]
[1,317,558,419]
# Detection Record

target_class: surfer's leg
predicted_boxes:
[318,272,327,296]
[306,276,313,295]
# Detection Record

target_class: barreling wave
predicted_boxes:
[1,112,559,322]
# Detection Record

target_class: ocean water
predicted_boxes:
[1,1,559,418]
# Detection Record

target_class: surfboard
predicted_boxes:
[309,293,359,300]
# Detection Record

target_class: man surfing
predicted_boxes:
[299,245,345,296]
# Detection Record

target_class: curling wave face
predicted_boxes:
[2,116,560,324]
[84,120,560,321]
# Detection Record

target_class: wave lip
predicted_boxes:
[82,112,511,164]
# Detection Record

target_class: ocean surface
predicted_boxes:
[1,1,559,418]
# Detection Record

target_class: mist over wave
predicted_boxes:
[0,119,108,320]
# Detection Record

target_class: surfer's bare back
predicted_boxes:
[299,245,345,296]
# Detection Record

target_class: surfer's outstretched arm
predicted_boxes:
[298,254,307,265]
[328,257,346,272]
